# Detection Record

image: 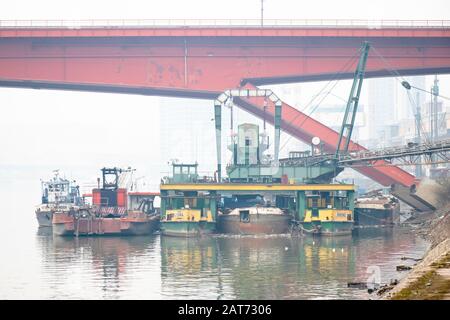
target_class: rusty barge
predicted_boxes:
[354,192,400,227]
[217,194,292,235]
[53,167,160,236]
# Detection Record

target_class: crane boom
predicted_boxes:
[335,41,370,157]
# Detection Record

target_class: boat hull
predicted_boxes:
[319,221,354,236]
[160,221,215,237]
[354,207,399,227]
[52,212,160,236]
[301,221,353,236]
[35,209,53,227]
[217,214,292,235]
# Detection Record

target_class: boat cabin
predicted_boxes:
[161,192,214,223]
[41,171,81,206]
[303,190,354,223]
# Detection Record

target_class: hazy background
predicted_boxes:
[0,0,449,194]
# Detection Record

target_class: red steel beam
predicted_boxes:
[0,26,449,186]
[1,30,450,93]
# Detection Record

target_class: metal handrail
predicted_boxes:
[338,138,450,163]
[0,19,449,29]
[278,138,450,166]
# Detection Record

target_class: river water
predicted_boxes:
[0,171,430,300]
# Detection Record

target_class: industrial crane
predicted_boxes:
[213,41,438,211]
[214,42,371,184]
[335,41,370,158]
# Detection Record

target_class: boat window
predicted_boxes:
[175,212,184,218]
[311,208,319,217]
[343,198,348,209]
[239,210,250,223]
[185,198,197,209]
[312,198,319,207]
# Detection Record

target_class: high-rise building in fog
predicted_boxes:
[159,98,218,176]
[367,78,397,146]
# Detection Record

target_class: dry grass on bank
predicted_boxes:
[391,253,450,300]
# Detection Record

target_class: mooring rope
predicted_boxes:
[290,221,320,236]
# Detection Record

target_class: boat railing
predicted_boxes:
[90,206,127,216]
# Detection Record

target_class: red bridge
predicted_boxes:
[1,19,450,188]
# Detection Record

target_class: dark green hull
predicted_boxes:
[301,221,353,236]
[160,221,216,237]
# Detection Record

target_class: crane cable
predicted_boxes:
[370,46,448,147]
[370,46,427,146]
[278,48,362,153]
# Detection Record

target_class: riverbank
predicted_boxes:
[380,208,450,300]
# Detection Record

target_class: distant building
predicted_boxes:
[367,78,397,148]
[398,101,449,143]
[422,101,448,139]
[159,98,218,176]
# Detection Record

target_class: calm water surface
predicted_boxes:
[0,174,430,299]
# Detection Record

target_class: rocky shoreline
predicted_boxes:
[379,207,450,300]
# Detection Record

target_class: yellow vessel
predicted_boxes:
[161,208,215,237]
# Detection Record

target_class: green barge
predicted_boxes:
[160,170,356,237]
[160,163,217,237]
[300,190,355,236]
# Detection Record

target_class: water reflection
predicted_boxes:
[215,236,357,299]
[160,237,224,299]
[159,235,358,299]
[161,236,218,274]
[28,228,429,299]
[158,229,428,300]
[35,231,160,299]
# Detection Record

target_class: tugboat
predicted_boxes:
[35,170,83,227]
[300,190,354,236]
[52,167,160,236]
[160,163,216,237]
[217,194,292,235]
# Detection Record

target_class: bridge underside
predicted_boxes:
[1,26,450,187]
